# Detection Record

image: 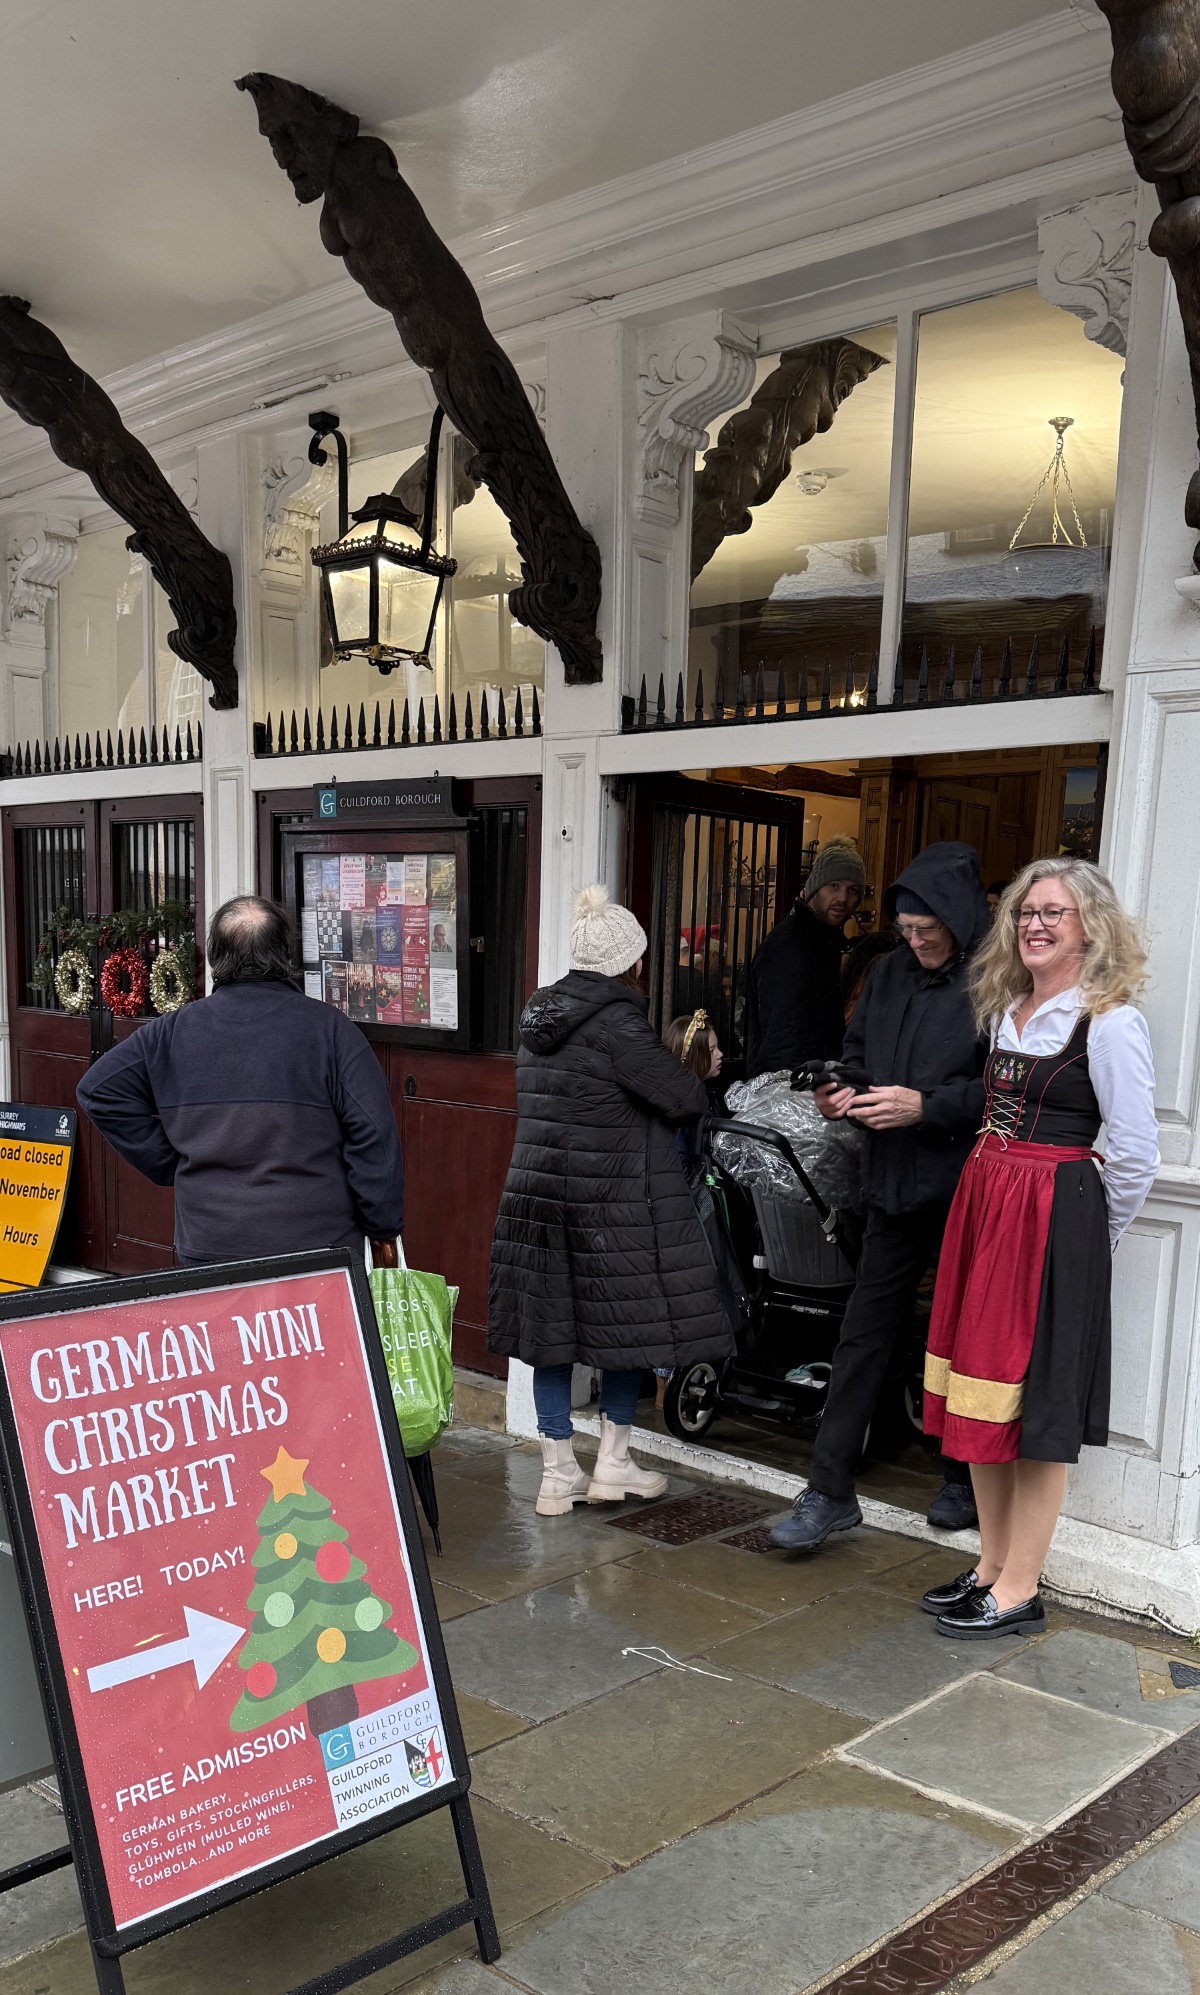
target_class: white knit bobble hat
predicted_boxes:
[570,884,648,977]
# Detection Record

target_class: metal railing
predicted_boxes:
[252,685,542,758]
[2,725,202,779]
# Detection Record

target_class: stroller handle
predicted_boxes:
[699,1114,859,1267]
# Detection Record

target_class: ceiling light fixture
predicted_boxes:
[1008,416,1087,552]
[308,406,457,676]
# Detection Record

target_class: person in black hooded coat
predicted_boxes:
[488,884,733,1518]
[770,842,990,1553]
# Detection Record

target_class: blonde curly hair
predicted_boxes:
[970,858,1148,1027]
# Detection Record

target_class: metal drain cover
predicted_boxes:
[606,1490,771,1545]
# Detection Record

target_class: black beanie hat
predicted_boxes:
[894,887,936,919]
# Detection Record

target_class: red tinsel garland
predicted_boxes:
[100,947,147,1017]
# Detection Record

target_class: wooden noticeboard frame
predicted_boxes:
[0,1251,498,1994]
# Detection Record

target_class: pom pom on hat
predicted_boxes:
[570,884,648,978]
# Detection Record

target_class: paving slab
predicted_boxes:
[973,1890,1195,1991]
[496,1797,1001,1995]
[455,1694,531,1755]
[1103,1807,1200,1931]
[432,1580,488,1622]
[470,1662,860,1864]
[0,1787,81,1966]
[995,1629,1200,1734]
[442,1564,765,1722]
[846,1671,1170,1828]
[622,1524,926,1617]
[419,1472,635,1603]
[0,1798,608,1995]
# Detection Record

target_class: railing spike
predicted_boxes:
[372,702,381,748]
[755,666,767,720]
[172,727,181,763]
[116,731,125,766]
[401,700,411,746]
[316,707,326,752]
[675,674,685,727]
[916,644,929,707]
[1054,633,1070,694]
[129,728,138,765]
[637,675,648,730]
[433,694,442,744]
[464,691,475,741]
[357,703,367,750]
[712,670,725,724]
[196,723,202,759]
[138,727,147,764]
[970,643,984,702]
[842,658,855,712]
[329,708,339,751]
[776,668,787,720]
[798,666,810,717]
[84,734,92,770]
[33,741,41,774]
[941,646,956,705]
[480,690,490,740]
[891,643,905,709]
[734,672,746,721]
[449,692,459,742]
[345,705,353,750]
[694,669,705,725]
[497,689,508,739]
[303,709,312,753]
[998,636,1012,701]
[278,712,286,756]
[866,652,879,712]
[1082,627,1098,689]
[514,686,524,737]
[290,711,299,754]
[820,656,831,714]
[53,737,62,772]
[149,725,159,764]
[185,722,194,760]
[1024,634,1040,699]
[161,726,170,763]
[417,699,427,745]
[531,684,541,736]
[655,674,666,729]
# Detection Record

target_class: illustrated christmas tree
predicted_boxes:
[230,1446,418,1735]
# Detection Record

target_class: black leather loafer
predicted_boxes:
[920,1568,983,1616]
[935,1590,1045,1640]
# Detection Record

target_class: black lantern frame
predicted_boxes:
[308,405,457,676]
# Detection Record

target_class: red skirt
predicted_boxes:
[923,1134,1108,1465]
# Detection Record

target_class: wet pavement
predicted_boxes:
[3,1424,1200,1994]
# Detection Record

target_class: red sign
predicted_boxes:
[0,1266,453,1931]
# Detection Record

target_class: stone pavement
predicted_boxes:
[4,1426,1200,1995]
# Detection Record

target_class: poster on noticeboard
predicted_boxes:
[0,1253,472,1953]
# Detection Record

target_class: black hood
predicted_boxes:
[883,842,989,952]
[520,970,646,1054]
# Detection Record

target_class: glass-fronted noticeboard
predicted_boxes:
[281,819,470,1051]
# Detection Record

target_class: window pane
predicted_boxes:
[57,526,145,744]
[153,585,203,743]
[689,326,896,715]
[903,287,1122,692]
[448,471,544,713]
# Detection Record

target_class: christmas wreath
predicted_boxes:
[149,945,193,1014]
[100,947,148,1017]
[53,947,94,1015]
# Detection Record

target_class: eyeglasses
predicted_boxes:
[895,920,944,941]
[1012,905,1076,929]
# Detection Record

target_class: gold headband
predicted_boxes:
[682,1009,709,1057]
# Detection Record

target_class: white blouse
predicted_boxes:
[994,987,1159,1247]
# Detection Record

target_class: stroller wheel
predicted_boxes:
[663,1362,720,1440]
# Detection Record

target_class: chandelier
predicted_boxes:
[1008,416,1087,552]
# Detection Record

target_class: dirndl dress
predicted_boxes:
[923,1015,1111,1465]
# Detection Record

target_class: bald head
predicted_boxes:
[207,895,296,988]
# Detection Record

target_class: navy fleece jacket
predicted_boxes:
[76,979,404,1265]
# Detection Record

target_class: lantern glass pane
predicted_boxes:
[378,558,440,656]
[327,564,372,648]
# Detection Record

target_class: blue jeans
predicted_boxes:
[533,1365,643,1440]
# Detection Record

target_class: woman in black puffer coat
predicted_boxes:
[488,885,733,1516]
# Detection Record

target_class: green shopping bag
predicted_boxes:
[369,1246,457,1458]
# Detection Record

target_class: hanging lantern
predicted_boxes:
[309,406,457,675]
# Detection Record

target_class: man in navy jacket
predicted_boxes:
[77,896,403,1266]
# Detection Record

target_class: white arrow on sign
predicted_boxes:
[86,1606,245,1694]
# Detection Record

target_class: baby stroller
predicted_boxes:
[662,1114,928,1449]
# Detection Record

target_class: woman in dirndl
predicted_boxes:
[920,857,1158,1640]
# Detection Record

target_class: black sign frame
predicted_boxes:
[0,1250,499,1993]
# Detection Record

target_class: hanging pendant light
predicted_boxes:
[1008,416,1088,553]
[309,406,457,675]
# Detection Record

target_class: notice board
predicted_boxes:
[0,1103,75,1292]
[0,1251,482,1961]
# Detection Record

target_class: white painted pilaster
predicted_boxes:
[195,436,254,961]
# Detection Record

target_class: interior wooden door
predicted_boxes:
[916,772,1041,886]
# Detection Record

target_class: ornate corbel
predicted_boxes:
[636,312,758,527]
[690,338,887,581]
[261,452,337,589]
[1037,193,1137,356]
[237,72,603,684]
[5,514,77,637]
[1094,2,1200,565]
[0,297,238,707]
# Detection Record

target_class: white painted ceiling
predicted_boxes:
[2,0,1065,378]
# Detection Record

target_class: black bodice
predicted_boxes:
[981,1014,1101,1147]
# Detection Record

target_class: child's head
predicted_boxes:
[665,1010,722,1081]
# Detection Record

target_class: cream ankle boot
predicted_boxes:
[536,1436,590,1516]
[586,1416,669,1503]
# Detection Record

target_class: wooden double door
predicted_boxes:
[2,796,203,1274]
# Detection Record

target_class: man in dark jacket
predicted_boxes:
[744,836,865,1078]
[770,842,988,1551]
[76,896,403,1266]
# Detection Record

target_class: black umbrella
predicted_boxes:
[407,1451,441,1554]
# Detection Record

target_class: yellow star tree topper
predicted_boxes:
[260,1446,310,1502]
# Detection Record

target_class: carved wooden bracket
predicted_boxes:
[690,338,887,581]
[1037,193,1137,357]
[636,312,758,527]
[0,298,238,709]
[1094,2,1200,567]
[6,514,77,636]
[236,72,604,684]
